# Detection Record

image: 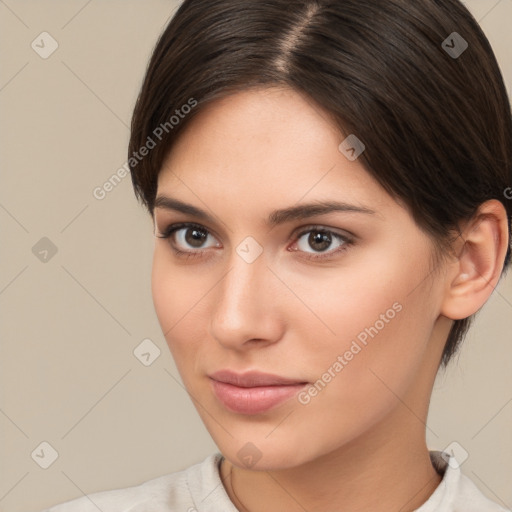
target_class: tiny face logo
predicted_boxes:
[31,32,59,59]
[236,236,263,264]
[32,237,58,263]
[338,134,365,161]
[442,32,468,59]
[237,442,262,468]
[133,338,161,366]
[31,441,59,469]
[441,441,469,469]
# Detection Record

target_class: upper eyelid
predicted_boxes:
[295,225,354,239]
[156,220,220,240]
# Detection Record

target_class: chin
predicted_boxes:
[209,423,339,472]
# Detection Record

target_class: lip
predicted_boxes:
[209,370,308,414]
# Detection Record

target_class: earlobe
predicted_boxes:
[441,200,509,320]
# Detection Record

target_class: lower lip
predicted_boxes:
[210,379,307,415]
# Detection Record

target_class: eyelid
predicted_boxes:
[155,221,222,243]
[292,224,355,241]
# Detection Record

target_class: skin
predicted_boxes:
[151,86,509,512]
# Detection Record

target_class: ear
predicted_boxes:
[441,200,510,320]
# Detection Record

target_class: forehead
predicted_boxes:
[157,87,392,218]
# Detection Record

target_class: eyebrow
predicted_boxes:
[154,196,375,226]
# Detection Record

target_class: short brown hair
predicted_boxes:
[128,0,512,368]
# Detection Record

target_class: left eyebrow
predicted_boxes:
[267,200,376,226]
[154,195,376,227]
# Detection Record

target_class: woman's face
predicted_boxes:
[152,87,450,470]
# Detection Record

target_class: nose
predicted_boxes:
[209,248,285,351]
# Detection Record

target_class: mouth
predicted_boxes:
[208,370,309,415]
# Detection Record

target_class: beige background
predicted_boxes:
[0,1,511,511]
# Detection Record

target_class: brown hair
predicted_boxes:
[128,0,512,368]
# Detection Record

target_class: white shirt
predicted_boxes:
[40,451,510,511]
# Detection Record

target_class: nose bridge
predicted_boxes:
[209,243,277,345]
[217,248,266,319]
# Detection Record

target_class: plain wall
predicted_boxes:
[0,1,511,511]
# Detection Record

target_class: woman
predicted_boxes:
[43,0,511,510]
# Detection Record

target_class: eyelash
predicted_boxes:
[155,222,354,261]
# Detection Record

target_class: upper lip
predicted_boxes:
[209,370,307,388]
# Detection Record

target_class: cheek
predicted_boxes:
[288,299,434,450]
[151,251,199,353]
[286,243,436,408]
[151,249,218,386]
[151,249,206,327]
[151,251,176,333]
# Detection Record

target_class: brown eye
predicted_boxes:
[291,226,354,261]
[157,222,221,253]
[296,228,346,254]
[307,230,333,252]
[183,226,208,248]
